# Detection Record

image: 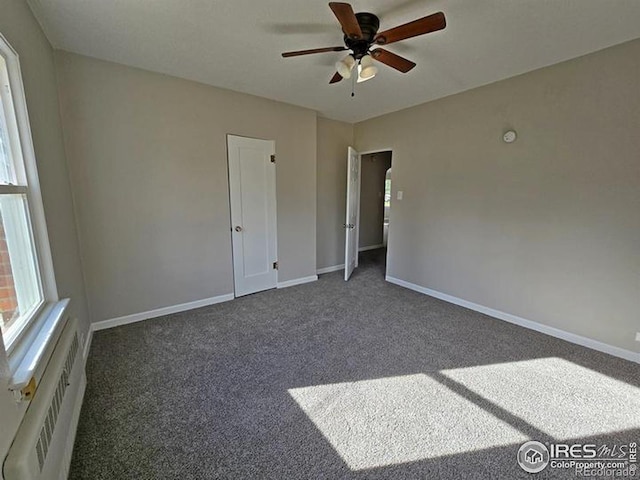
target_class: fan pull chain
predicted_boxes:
[351,72,355,97]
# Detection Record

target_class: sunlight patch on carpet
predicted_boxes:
[442,357,640,440]
[289,373,527,470]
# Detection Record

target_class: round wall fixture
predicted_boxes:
[503,130,517,143]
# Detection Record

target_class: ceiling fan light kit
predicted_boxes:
[335,54,356,78]
[357,54,377,82]
[281,2,446,90]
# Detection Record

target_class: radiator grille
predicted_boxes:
[34,332,79,471]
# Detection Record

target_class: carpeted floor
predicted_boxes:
[70,249,640,479]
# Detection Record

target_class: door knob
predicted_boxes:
[235,226,243,232]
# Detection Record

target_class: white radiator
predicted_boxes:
[3,317,86,480]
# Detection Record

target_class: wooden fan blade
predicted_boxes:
[329,2,363,40]
[282,46,348,57]
[329,72,343,84]
[371,49,416,73]
[374,12,446,45]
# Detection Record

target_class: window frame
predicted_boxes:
[0,33,58,355]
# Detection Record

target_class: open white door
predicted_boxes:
[227,135,278,296]
[344,146,360,281]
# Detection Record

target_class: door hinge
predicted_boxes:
[270,155,276,163]
[273,261,279,270]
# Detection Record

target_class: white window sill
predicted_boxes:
[8,298,70,392]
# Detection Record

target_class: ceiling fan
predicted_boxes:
[281,2,446,85]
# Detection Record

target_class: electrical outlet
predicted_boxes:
[635,332,640,342]
[397,190,403,200]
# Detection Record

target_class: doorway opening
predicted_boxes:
[357,150,392,278]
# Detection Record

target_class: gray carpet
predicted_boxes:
[70,249,640,479]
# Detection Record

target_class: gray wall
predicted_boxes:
[355,39,640,353]
[56,52,317,323]
[359,152,392,249]
[0,1,89,475]
[316,117,353,270]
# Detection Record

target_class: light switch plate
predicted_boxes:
[397,191,403,200]
[635,332,640,342]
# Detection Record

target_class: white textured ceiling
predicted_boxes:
[28,0,640,123]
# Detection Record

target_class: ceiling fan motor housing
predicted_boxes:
[344,12,380,59]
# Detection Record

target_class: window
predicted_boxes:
[384,178,391,208]
[0,34,57,353]
[384,168,392,208]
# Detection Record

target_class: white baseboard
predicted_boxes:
[83,327,93,360]
[92,293,235,331]
[277,275,318,289]
[386,276,640,364]
[317,264,344,275]
[359,244,385,252]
